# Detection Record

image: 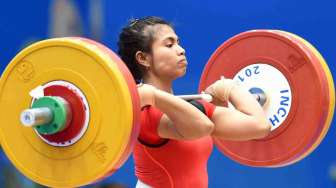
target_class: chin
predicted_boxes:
[176,69,187,78]
[166,69,187,80]
[181,67,187,75]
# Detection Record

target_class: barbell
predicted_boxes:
[0,30,334,187]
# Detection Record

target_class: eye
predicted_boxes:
[166,43,173,48]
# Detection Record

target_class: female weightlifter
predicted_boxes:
[117,16,271,188]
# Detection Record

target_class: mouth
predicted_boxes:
[178,59,188,66]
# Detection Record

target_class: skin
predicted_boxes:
[136,24,271,141]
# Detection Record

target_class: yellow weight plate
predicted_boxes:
[0,38,134,187]
[270,30,335,167]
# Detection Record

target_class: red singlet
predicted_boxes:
[133,100,215,188]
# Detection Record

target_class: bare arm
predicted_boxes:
[211,106,269,140]
[138,84,214,140]
[229,86,268,124]
[205,79,271,140]
[155,90,214,140]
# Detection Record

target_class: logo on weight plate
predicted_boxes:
[288,54,306,73]
[15,60,35,82]
[91,142,108,164]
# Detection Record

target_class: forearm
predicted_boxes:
[210,107,270,140]
[210,87,271,140]
[229,86,267,122]
[205,79,271,140]
[154,89,214,138]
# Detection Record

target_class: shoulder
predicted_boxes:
[139,106,168,147]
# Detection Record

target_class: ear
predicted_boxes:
[135,51,151,68]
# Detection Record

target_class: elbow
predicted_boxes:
[253,119,271,139]
[189,120,214,139]
[201,121,215,136]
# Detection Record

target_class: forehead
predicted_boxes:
[151,24,177,41]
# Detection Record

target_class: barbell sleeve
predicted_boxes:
[20,107,53,127]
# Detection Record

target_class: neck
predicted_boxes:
[143,74,173,94]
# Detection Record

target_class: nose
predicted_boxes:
[177,44,186,56]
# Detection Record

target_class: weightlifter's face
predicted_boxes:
[149,24,187,80]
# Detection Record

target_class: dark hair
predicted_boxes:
[117,16,173,83]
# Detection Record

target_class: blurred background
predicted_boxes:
[0,0,335,187]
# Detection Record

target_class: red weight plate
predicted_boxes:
[199,30,330,167]
[42,85,86,144]
[69,38,141,175]
[267,30,333,167]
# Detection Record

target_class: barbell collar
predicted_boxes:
[20,96,71,135]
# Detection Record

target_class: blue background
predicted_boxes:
[0,0,335,187]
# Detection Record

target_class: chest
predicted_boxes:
[146,136,214,161]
